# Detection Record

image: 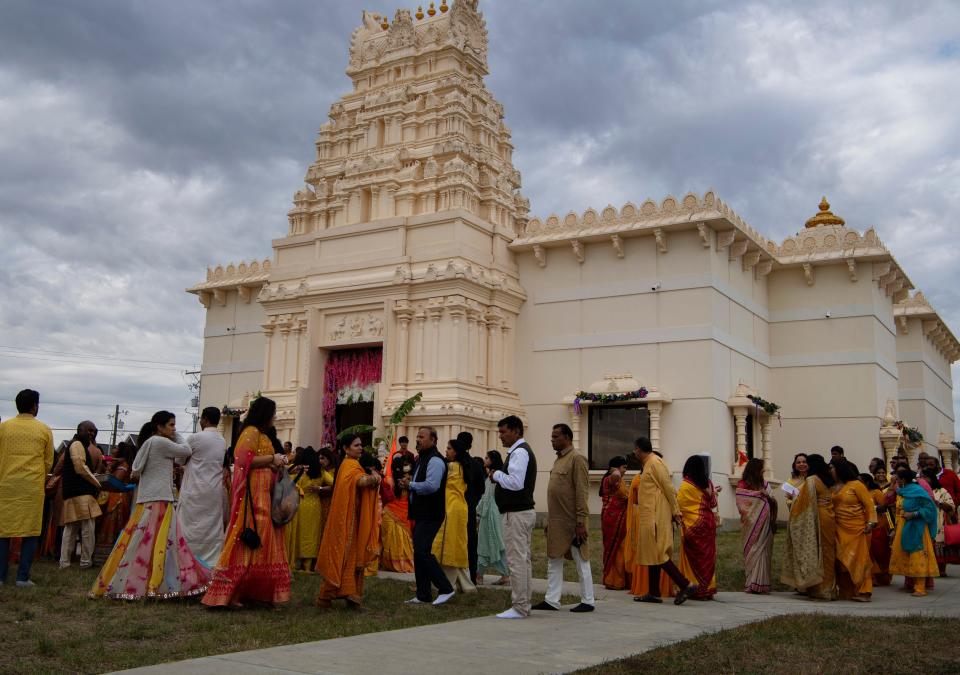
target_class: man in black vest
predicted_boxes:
[401,426,455,605]
[59,421,102,569]
[492,415,537,618]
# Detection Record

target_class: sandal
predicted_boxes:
[634,594,663,604]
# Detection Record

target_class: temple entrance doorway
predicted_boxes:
[335,399,374,449]
[321,346,383,449]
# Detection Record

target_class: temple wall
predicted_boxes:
[513,227,770,518]
[197,288,265,417]
[767,261,898,470]
[897,314,955,455]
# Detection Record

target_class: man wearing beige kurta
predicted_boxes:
[533,423,594,612]
[633,436,697,605]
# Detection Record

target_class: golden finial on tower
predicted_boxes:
[381,14,389,29]
[428,2,436,16]
[416,6,424,19]
[804,196,846,228]
[440,0,449,13]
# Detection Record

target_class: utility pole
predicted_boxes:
[108,405,129,449]
[185,369,201,433]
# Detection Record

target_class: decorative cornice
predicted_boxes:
[894,291,960,363]
[187,258,271,306]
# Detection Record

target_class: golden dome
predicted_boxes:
[428,2,436,16]
[440,0,449,13]
[416,6,424,20]
[381,15,389,29]
[804,196,845,228]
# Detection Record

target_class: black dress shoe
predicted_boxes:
[633,594,663,603]
[531,600,559,611]
[570,603,594,613]
[675,584,698,605]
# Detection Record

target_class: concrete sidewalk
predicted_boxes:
[118,574,960,675]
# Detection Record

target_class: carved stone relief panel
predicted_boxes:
[324,310,385,344]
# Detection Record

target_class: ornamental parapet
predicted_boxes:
[894,291,960,362]
[186,258,271,307]
[510,191,776,268]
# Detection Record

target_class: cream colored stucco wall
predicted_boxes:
[897,314,955,455]
[767,261,898,470]
[198,288,266,418]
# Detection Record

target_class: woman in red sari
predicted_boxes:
[676,455,719,599]
[202,397,291,608]
[600,456,630,589]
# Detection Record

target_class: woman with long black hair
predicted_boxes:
[91,411,211,600]
[202,396,291,608]
[431,438,477,594]
[677,455,719,599]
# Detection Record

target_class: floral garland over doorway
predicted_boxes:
[322,347,383,446]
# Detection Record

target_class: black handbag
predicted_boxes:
[238,470,261,550]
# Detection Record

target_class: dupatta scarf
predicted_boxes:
[898,482,937,553]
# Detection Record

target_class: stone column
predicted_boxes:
[500,320,511,390]
[476,314,487,386]
[370,186,381,220]
[279,321,291,388]
[289,320,302,388]
[485,308,503,390]
[446,297,468,381]
[760,417,773,481]
[466,307,480,384]
[732,406,748,476]
[262,322,275,390]
[648,401,663,456]
[426,303,443,380]
[394,303,414,385]
[297,318,310,387]
[413,309,426,382]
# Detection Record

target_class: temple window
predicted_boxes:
[588,404,649,471]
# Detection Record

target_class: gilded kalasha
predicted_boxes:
[187,2,959,521]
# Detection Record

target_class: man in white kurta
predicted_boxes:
[178,407,227,567]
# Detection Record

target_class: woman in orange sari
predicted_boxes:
[201,397,291,608]
[868,465,895,586]
[599,456,629,590]
[677,455,719,599]
[624,453,674,599]
[315,434,381,609]
[92,442,134,564]
[832,460,878,601]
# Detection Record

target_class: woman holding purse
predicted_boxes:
[202,396,291,608]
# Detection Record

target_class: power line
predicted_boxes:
[0,345,197,367]
[0,353,194,372]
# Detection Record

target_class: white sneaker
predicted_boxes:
[496,608,526,619]
[432,591,455,606]
[404,597,426,604]
[15,580,36,588]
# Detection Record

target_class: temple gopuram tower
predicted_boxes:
[192,2,530,448]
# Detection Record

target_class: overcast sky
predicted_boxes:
[1,0,958,442]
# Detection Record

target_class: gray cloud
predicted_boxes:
[1,0,958,439]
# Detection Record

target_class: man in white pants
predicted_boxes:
[533,423,594,613]
[178,407,227,567]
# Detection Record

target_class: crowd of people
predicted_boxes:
[1,387,957,615]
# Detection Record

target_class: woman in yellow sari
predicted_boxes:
[380,449,415,573]
[677,455,718,599]
[832,460,878,601]
[889,468,939,597]
[315,434,381,608]
[781,453,837,600]
[286,448,333,571]
[431,438,477,593]
[624,452,674,599]
[202,398,290,607]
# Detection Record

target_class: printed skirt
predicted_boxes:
[90,501,211,600]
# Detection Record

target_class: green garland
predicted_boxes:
[895,421,923,444]
[573,387,648,413]
[746,394,781,416]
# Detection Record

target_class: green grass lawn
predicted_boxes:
[0,560,537,674]
[529,526,790,592]
[575,614,960,674]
